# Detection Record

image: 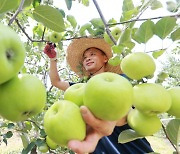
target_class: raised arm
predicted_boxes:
[44,43,70,91]
[49,60,70,91]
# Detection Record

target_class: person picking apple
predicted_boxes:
[44,38,154,154]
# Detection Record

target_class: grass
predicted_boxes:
[146,136,175,154]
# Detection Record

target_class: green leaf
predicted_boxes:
[122,0,134,12]
[79,23,92,36]
[22,142,36,154]
[166,1,178,12]
[4,131,13,138]
[152,49,165,59]
[82,0,89,6]
[150,0,163,10]
[0,0,19,14]
[33,0,41,8]
[166,119,180,146]
[65,0,72,10]
[90,18,104,29]
[171,28,180,41]
[3,138,7,145]
[58,9,66,18]
[23,0,33,8]
[112,45,124,54]
[108,55,121,66]
[20,134,29,149]
[33,5,65,32]
[7,123,15,129]
[156,71,169,83]
[118,129,143,143]
[40,129,46,137]
[118,28,131,45]
[121,7,139,21]
[134,20,154,43]
[67,15,77,28]
[154,17,177,39]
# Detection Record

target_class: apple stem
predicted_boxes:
[161,123,179,153]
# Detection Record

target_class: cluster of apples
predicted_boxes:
[44,50,180,148]
[120,52,180,136]
[43,72,134,147]
[0,23,46,122]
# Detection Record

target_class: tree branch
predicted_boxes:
[15,19,46,43]
[108,14,180,26]
[92,0,117,45]
[8,0,25,26]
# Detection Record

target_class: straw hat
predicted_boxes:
[66,37,122,77]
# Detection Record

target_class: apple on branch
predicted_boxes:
[104,27,122,46]
[84,72,133,121]
[46,136,59,150]
[0,23,26,84]
[167,87,180,118]
[38,142,49,153]
[121,52,156,80]
[0,74,46,122]
[133,83,172,116]
[49,31,63,43]
[127,109,162,136]
[64,83,86,106]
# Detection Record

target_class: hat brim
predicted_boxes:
[66,37,122,77]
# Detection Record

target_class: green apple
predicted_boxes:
[167,87,180,118]
[104,27,122,46]
[50,32,63,43]
[121,52,156,80]
[64,83,86,106]
[44,100,86,146]
[38,142,49,153]
[133,83,172,115]
[0,23,26,84]
[0,74,46,122]
[127,109,162,136]
[46,136,59,150]
[84,72,133,121]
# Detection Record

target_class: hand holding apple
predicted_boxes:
[43,42,57,59]
[68,106,117,154]
[44,100,86,147]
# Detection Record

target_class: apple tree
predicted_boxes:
[0,0,180,153]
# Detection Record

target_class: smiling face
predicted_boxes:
[82,48,108,76]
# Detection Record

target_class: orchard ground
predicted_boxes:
[0,131,175,154]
